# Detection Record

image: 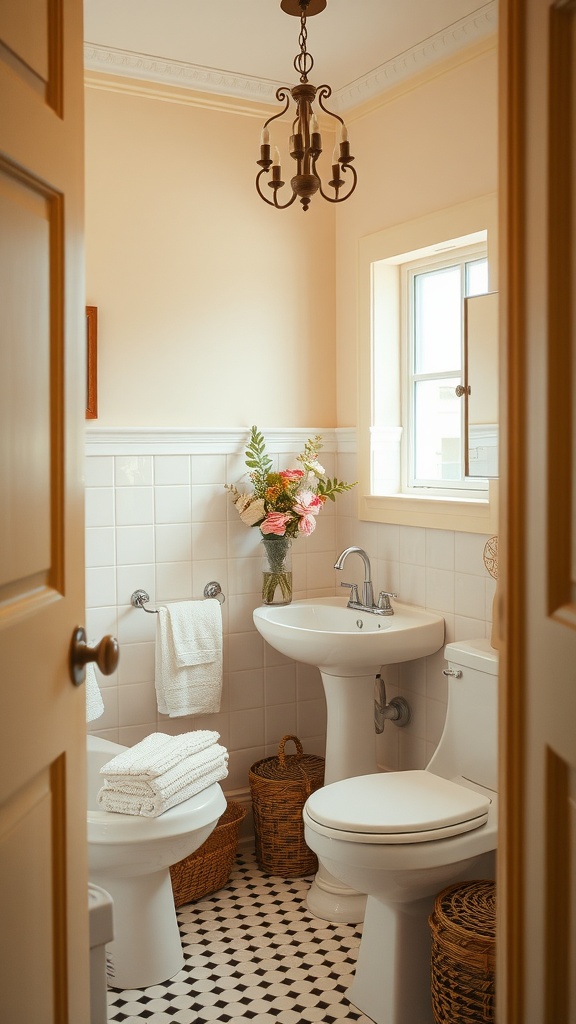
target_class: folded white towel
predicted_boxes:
[155,601,223,717]
[97,764,228,817]
[97,744,229,817]
[101,743,228,798]
[86,660,104,722]
[99,730,220,780]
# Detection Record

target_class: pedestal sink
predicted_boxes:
[253,596,445,922]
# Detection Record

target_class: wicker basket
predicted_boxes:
[249,734,325,877]
[170,799,246,907]
[429,880,496,1023]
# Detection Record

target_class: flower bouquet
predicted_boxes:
[227,427,356,604]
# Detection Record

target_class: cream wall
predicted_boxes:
[85,41,497,430]
[335,40,498,425]
[84,79,337,427]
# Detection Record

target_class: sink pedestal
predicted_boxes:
[322,671,380,785]
[306,670,380,924]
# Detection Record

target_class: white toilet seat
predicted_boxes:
[304,771,491,844]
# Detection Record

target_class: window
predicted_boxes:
[357,194,498,534]
[404,247,488,493]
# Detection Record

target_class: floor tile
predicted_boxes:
[107,850,372,1023]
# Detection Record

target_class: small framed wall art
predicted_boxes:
[86,305,98,419]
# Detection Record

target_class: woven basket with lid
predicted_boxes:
[249,734,325,877]
[429,880,496,1023]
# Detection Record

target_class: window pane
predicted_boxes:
[414,266,461,374]
[465,257,488,296]
[414,379,462,481]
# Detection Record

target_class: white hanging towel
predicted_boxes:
[85,659,105,722]
[155,600,223,717]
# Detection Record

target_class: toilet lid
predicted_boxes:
[305,771,491,844]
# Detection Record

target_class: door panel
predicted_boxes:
[0,0,88,1020]
[0,165,53,595]
[0,767,59,1021]
[0,0,59,107]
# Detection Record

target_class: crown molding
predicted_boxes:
[337,3,497,111]
[83,45,284,108]
[84,2,497,113]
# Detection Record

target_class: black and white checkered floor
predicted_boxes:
[107,849,373,1024]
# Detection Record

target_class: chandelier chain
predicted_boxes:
[294,11,314,81]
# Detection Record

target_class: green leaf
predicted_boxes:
[244,426,272,491]
[317,476,357,501]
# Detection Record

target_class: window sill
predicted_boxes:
[359,480,498,534]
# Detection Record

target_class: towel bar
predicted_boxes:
[130,583,225,613]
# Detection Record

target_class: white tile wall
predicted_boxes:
[85,430,496,792]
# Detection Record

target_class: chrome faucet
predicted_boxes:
[334,546,397,615]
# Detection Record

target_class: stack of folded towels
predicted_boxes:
[97,730,228,817]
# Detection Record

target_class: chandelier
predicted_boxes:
[256,0,357,212]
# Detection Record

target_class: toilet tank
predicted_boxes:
[426,639,498,792]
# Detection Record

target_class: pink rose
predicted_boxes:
[293,490,322,517]
[279,469,305,481]
[261,512,292,536]
[297,514,317,536]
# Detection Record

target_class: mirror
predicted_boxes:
[464,291,498,478]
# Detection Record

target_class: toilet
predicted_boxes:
[87,735,226,990]
[303,639,498,1024]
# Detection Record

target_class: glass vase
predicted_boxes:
[261,535,293,605]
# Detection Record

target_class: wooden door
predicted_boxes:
[0,1,90,1020]
[499,0,576,1018]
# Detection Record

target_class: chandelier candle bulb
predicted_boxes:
[261,126,270,145]
[271,147,283,181]
[340,123,348,142]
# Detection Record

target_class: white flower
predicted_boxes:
[302,459,325,479]
[236,496,266,526]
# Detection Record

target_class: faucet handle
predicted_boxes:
[377,591,398,611]
[340,582,360,604]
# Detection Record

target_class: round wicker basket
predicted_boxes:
[170,799,246,907]
[249,734,325,877]
[429,880,496,1023]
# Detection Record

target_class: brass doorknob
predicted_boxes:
[69,626,119,687]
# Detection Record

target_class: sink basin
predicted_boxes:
[253,596,444,675]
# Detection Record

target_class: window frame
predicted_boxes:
[357,194,498,534]
[402,243,489,495]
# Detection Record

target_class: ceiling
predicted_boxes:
[83,0,497,111]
